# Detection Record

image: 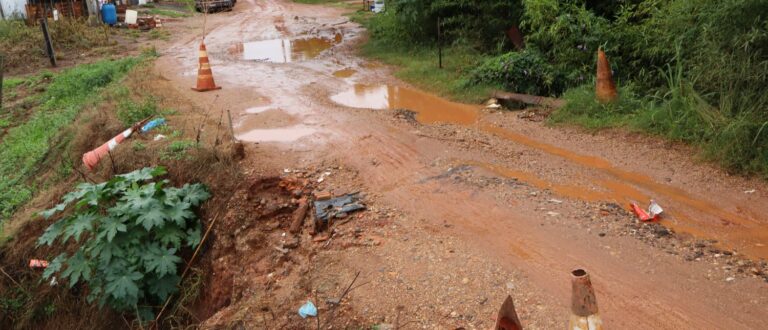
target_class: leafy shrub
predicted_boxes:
[366,0,523,50]
[466,49,557,95]
[37,167,210,315]
[521,0,610,89]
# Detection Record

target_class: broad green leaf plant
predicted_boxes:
[37,167,210,315]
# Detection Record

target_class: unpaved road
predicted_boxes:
[155,0,768,328]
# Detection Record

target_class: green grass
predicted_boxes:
[349,7,494,104]
[149,29,171,40]
[2,78,25,90]
[551,78,768,177]
[146,8,190,18]
[0,56,149,220]
[161,140,197,160]
[360,43,496,103]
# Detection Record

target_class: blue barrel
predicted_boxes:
[101,4,117,25]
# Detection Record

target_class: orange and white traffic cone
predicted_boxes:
[596,49,618,103]
[82,127,136,171]
[569,269,603,330]
[192,42,222,92]
[495,295,523,330]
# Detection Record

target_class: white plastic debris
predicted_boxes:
[744,189,756,194]
[648,200,664,217]
[153,134,166,141]
[49,276,58,287]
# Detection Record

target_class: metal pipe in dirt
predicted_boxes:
[569,269,603,330]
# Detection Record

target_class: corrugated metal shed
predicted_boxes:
[1,0,28,19]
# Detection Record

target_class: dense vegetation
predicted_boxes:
[361,0,768,176]
[38,167,209,318]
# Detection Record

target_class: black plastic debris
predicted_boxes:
[314,193,365,225]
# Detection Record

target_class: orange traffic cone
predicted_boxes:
[596,49,618,103]
[569,269,603,330]
[82,127,135,171]
[192,42,222,92]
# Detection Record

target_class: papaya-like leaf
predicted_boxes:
[38,220,65,246]
[61,252,91,287]
[135,202,167,230]
[181,183,210,206]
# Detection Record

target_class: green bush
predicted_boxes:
[521,0,610,89]
[466,49,557,95]
[366,0,523,50]
[37,167,210,316]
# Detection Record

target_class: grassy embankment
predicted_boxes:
[0,56,150,223]
[344,2,768,178]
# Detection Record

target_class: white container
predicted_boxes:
[125,9,138,24]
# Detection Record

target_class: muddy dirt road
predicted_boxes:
[155,0,768,328]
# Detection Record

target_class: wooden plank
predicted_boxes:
[492,90,566,108]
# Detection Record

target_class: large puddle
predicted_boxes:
[331,84,479,125]
[231,34,343,63]
[332,84,768,258]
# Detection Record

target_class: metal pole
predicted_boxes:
[437,16,443,69]
[40,18,57,67]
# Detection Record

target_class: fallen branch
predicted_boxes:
[0,266,29,296]
[153,213,221,326]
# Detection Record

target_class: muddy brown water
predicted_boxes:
[331,84,479,125]
[231,34,343,63]
[332,84,768,259]
[332,68,356,78]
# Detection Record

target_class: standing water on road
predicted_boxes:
[331,84,479,125]
[230,34,343,63]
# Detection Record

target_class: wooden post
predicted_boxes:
[0,54,4,112]
[437,16,443,69]
[40,18,57,67]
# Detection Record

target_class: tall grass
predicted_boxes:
[0,18,112,70]
[552,57,768,177]
[0,56,146,220]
